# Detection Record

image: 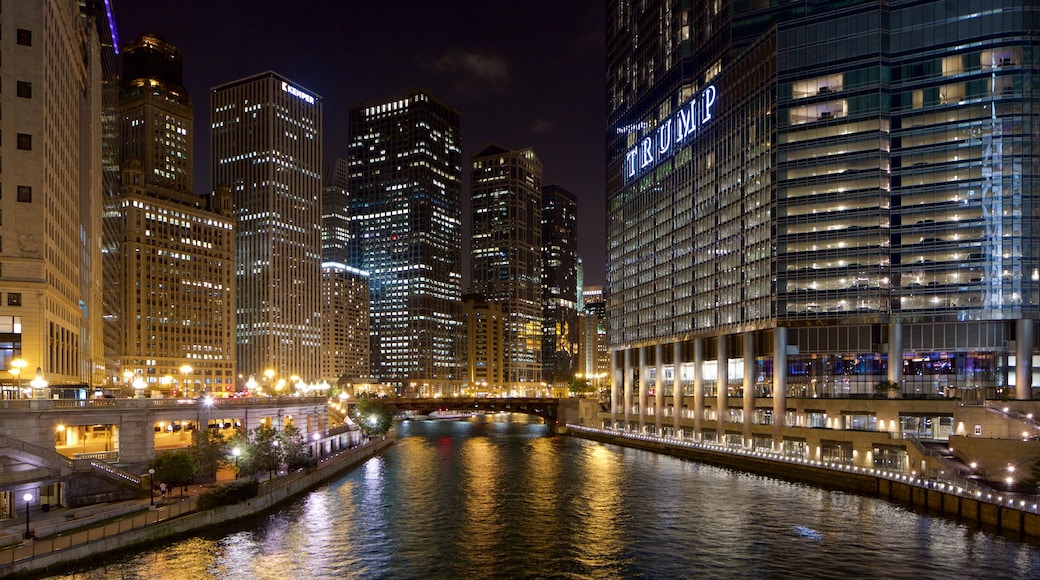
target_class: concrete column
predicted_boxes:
[673,341,683,438]
[638,346,648,432]
[623,348,633,431]
[743,332,755,448]
[655,343,665,436]
[888,321,903,396]
[1017,319,1034,400]
[610,349,620,424]
[772,327,788,452]
[693,338,704,441]
[717,335,728,440]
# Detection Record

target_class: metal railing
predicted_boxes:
[0,436,73,469]
[982,401,1040,434]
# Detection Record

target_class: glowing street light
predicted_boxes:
[132,375,146,398]
[148,468,155,506]
[180,364,193,397]
[30,367,47,399]
[22,492,32,539]
[232,447,241,479]
[9,357,26,398]
[246,375,257,397]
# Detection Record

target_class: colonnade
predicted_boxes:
[609,321,1034,449]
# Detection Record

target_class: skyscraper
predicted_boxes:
[0,0,105,393]
[322,158,351,265]
[607,0,1040,450]
[347,89,462,393]
[81,0,124,387]
[115,32,235,397]
[321,263,370,385]
[119,32,192,198]
[541,184,579,386]
[211,72,323,382]
[470,144,543,394]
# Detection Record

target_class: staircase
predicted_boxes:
[0,435,141,488]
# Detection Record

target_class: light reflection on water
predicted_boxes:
[46,415,1040,579]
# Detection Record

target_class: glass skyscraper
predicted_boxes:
[607,1,1040,449]
[470,145,544,393]
[211,72,323,382]
[347,90,462,393]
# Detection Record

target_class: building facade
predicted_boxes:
[541,184,580,386]
[0,0,105,396]
[347,89,462,393]
[211,72,323,382]
[320,263,370,384]
[578,286,609,395]
[116,166,236,397]
[461,293,505,394]
[470,144,544,393]
[607,1,1040,455]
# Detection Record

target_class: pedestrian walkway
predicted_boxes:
[0,467,237,548]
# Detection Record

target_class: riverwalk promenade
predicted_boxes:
[566,424,1040,541]
[0,434,394,577]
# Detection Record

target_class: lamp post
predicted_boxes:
[30,367,47,399]
[232,447,241,479]
[133,375,146,399]
[22,492,32,539]
[10,357,26,399]
[148,468,155,506]
[246,375,257,397]
[180,364,193,398]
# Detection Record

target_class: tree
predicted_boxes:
[147,449,199,497]
[568,377,596,397]
[277,423,311,471]
[355,397,393,435]
[252,423,281,480]
[193,427,225,482]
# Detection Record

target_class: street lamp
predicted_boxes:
[180,364,193,397]
[22,492,32,539]
[9,358,26,399]
[232,447,241,479]
[133,375,146,398]
[30,367,47,399]
[246,375,257,397]
[148,468,155,506]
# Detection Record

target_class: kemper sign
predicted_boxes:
[624,84,717,181]
[282,81,315,105]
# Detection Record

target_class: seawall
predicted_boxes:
[565,425,1040,542]
[2,435,394,577]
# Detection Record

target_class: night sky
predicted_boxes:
[115,1,607,287]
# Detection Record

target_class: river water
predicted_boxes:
[47,414,1040,579]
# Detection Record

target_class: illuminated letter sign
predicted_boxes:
[623,84,718,182]
[281,81,315,105]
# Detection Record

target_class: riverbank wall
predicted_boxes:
[564,425,1040,541]
[1,435,394,577]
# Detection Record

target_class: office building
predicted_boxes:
[347,89,462,393]
[0,0,105,395]
[607,1,1040,463]
[541,185,580,386]
[322,158,351,265]
[113,32,236,396]
[320,263,370,384]
[461,293,505,394]
[470,144,543,393]
[82,0,124,387]
[578,286,609,395]
[116,166,236,396]
[211,72,323,382]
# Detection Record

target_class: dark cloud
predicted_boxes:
[530,119,554,135]
[421,49,511,93]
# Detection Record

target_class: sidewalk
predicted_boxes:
[0,468,238,548]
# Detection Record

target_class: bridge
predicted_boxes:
[364,397,560,430]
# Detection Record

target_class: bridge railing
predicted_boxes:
[0,435,73,470]
[3,396,329,412]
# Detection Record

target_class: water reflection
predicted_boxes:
[46,415,1040,579]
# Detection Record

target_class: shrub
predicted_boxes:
[196,479,259,510]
